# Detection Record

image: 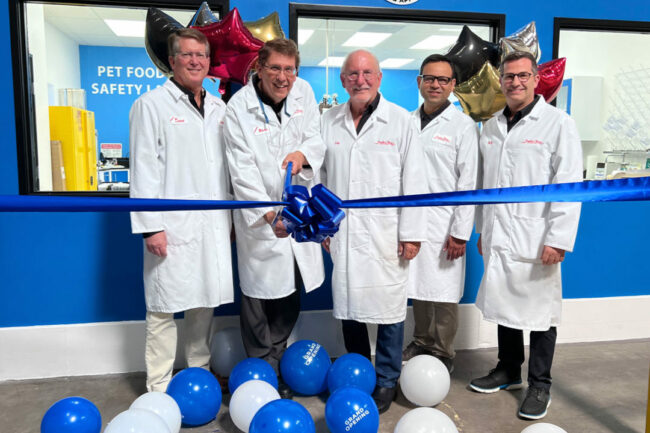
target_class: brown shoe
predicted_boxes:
[402,342,430,363]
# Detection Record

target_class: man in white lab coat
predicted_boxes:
[403,54,479,374]
[130,29,233,392]
[223,39,325,399]
[470,51,582,420]
[321,50,427,413]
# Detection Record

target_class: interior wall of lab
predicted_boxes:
[559,30,650,171]
[1,0,650,362]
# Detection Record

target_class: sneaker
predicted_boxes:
[469,368,523,393]
[402,342,430,363]
[518,386,551,420]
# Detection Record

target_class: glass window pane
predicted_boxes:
[558,29,650,179]
[297,17,492,113]
[24,3,219,192]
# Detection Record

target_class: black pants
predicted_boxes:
[497,324,557,391]
[239,265,303,374]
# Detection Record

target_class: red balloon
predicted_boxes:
[193,8,264,93]
[535,57,566,102]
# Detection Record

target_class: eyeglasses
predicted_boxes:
[501,72,534,83]
[177,51,208,60]
[264,64,297,76]
[344,71,378,82]
[418,75,453,85]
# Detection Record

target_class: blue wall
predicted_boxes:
[300,66,420,111]
[1,0,650,328]
[80,45,222,157]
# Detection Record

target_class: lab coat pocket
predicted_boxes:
[163,194,204,245]
[509,214,548,262]
[368,212,400,262]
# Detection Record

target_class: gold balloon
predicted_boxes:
[244,12,285,43]
[453,62,506,122]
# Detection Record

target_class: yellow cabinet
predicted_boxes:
[49,106,98,191]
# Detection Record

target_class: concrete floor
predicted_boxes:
[1,339,648,433]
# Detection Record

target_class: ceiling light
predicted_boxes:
[298,29,314,45]
[105,19,146,38]
[342,32,391,48]
[410,35,458,50]
[318,56,345,67]
[380,58,414,68]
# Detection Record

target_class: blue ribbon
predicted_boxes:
[1,177,649,243]
[341,177,650,208]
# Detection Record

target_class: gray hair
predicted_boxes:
[167,28,210,58]
[499,51,538,75]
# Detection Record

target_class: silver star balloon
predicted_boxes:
[500,21,541,62]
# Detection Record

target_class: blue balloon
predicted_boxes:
[325,387,379,433]
[249,399,315,433]
[41,396,101,433]
[280,340,331,395]
[327,353,376,395]
[228,358,279,393]
[166,367,221,426]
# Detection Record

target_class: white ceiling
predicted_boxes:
[39,4,198,47]
[298,17,491,69]
[36,4,492,69]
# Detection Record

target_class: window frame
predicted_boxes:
[10,0,229,196]
[289,3,505,50]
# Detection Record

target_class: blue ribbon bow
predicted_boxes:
[280,163,346,243]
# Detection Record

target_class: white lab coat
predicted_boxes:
[321,95,427,324]
[130,80,233,313]
[407,104,479,303]
[223,76,325,299]
[476,98,583,330]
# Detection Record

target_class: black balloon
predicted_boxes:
[145,8,184,75]
[445,26,500,84]
[187,1,218,27]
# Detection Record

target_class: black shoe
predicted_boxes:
[372,385,397,414]
[435,356,454,374]
[402,342,430,363]
[278,380,294,399]
[469,368,523,393]
[518,386,551,420]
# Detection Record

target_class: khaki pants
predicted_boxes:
[145,307,213,392]
[412,300,458,359]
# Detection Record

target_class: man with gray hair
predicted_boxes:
[469,51,582,420]
[130,28,234,392]
[320,49,426,413]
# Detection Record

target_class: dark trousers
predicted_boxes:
[342,319,404,388]
[497,324,557,391]
[240,265,303,375]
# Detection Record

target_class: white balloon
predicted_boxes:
[210,327,247,377]
[394,407,458,433]
[105,408,171,433]
[400,355,450,407]
[229,379,280,432]
[521,423,568,433]
[130,391,181,433]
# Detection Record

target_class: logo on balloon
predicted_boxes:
[302,342,321,366]
[344,407,371,431]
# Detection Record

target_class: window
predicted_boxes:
[554,18,650,180]
[289,4,504,113]
[10,0,228,194]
